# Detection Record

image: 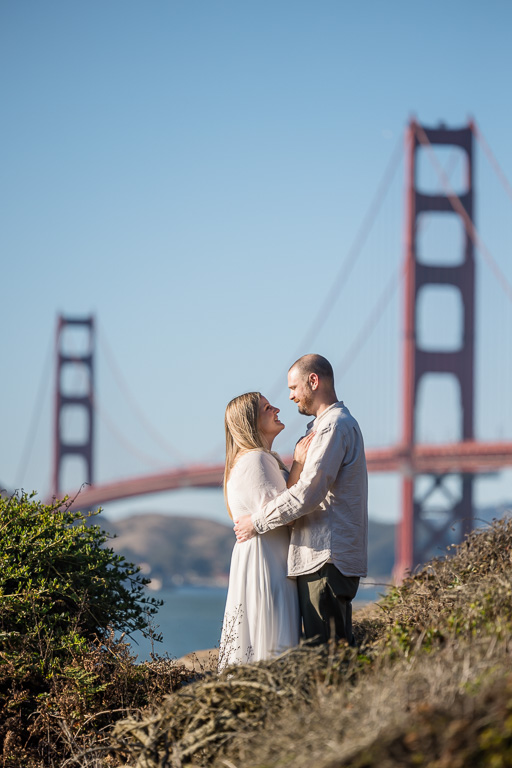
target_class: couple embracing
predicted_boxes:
[218,354,368,670]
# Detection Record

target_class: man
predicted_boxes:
[234,353,368,646]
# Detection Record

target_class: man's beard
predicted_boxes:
[297,388,315,416]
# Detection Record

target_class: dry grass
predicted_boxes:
[111,644,353,767]
[227,632,512,768]
[0,634,193,768]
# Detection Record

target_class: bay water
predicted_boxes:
[129,586,228,661]
[128,581,389,662]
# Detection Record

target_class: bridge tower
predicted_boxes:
[52,315,95,497]
[395,120,475,578]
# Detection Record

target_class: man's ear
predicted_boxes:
[309,373,319,391]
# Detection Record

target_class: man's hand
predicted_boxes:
[234,514,256,543]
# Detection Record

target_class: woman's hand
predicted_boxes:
[287,432,315,488]
[293,432,315,465]
[234,515,256,543]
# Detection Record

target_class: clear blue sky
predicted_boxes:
[2,0,512,526]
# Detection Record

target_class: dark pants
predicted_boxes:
[297,563,360,646]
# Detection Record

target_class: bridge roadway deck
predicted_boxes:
[64,440,512,511]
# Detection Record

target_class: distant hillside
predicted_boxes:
[98,502,512,590]
[102,514,234,589]
[99,512,398,588]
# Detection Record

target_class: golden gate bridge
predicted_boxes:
[34,120,512,579]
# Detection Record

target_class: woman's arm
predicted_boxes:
[286,432,315,488]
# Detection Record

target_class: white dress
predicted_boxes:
[218,450,300,670]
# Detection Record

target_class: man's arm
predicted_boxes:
[234,424,346,542]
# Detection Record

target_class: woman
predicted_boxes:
[218,392,313,670]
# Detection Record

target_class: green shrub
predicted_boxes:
[0,491,161,659]
[0,491,169,765]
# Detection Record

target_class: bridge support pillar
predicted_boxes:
[394,121,475,580]
[52,315,95,498]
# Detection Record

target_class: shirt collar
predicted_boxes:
[307,401,344,431]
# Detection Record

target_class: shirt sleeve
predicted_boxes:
[251,423,346,533]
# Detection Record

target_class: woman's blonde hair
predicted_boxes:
[223,392,287,519]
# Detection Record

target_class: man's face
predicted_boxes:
[288,366,315,416]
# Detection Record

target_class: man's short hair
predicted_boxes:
[289,354,334,385]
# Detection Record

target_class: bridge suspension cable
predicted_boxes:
[266,131,405,401]
[14,332,53,490]
[283,258,405,440]
[416,122,512,305]
[331,261,403,383]
[97,324,185,464]
[472,122,512,205]
[91,394,171,470]
[54,341,171,473]
[326,140,465,386]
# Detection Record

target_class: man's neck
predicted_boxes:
[313,395,338,418]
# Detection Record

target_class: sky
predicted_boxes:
[2,0,512,528]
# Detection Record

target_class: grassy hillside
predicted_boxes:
[109,513,512,768]
[2,495,511,766]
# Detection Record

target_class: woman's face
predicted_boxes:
[258,396,285,447]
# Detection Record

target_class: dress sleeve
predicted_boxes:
[230,451,287,515]
[251,423,346,532]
